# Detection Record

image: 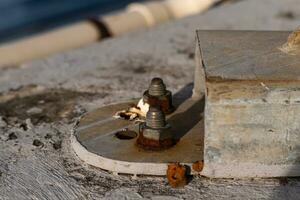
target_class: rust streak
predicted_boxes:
[166,163,188,188]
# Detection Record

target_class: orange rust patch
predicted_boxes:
[136,131,175,151]
[143,91,174,114]
[166,163,187,188]
[192,160,204,172]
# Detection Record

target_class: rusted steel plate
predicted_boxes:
[72,97,204,175]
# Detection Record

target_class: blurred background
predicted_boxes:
[0,0,145,42]
[0,0,223,66]
[0,0,298,67]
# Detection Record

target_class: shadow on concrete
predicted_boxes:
[169,83,205,140]
[168,83,205,181]
[172,82,194,108]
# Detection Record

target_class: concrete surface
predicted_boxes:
[0,0,300,199]
[196,30,300,178]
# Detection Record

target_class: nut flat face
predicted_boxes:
[137,122,174,150]
[143,90,174,114]
[72,97,204,175]
[139,123,171,141]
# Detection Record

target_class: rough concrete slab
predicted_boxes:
[194,30,300,177]
[197,30,300,81]
[0,0,300,199]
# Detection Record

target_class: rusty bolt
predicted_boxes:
[148,77,167,96]
[137,106,175,150]
[143,77,174,114]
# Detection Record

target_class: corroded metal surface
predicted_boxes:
[74,97,204,172]
[137,106,175,150]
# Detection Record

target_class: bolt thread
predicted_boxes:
[146,106,166,129]
[148,77,166,96]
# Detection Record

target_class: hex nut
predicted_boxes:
[136,106,175,150]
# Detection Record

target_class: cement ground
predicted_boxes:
[0,0,300,199]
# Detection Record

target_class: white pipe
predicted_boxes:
[0,21,101,67]
[0,0,219,67]
[164,0,214,18]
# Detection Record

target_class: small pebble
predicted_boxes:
[70,172,85,181]
[53,140,62,150]
[32,139,43,147]
[44,134,52,139]
[0,116,7,128]
[26,107,43,115]
[8,132,18,140]
[25,119,34,130]
[19,123,28,131]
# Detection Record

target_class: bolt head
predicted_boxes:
[148,77,167,97]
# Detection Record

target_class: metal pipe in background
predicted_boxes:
[0,21,102,67]
[0,0,220,67]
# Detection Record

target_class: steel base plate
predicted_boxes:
[71,97,204,176]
